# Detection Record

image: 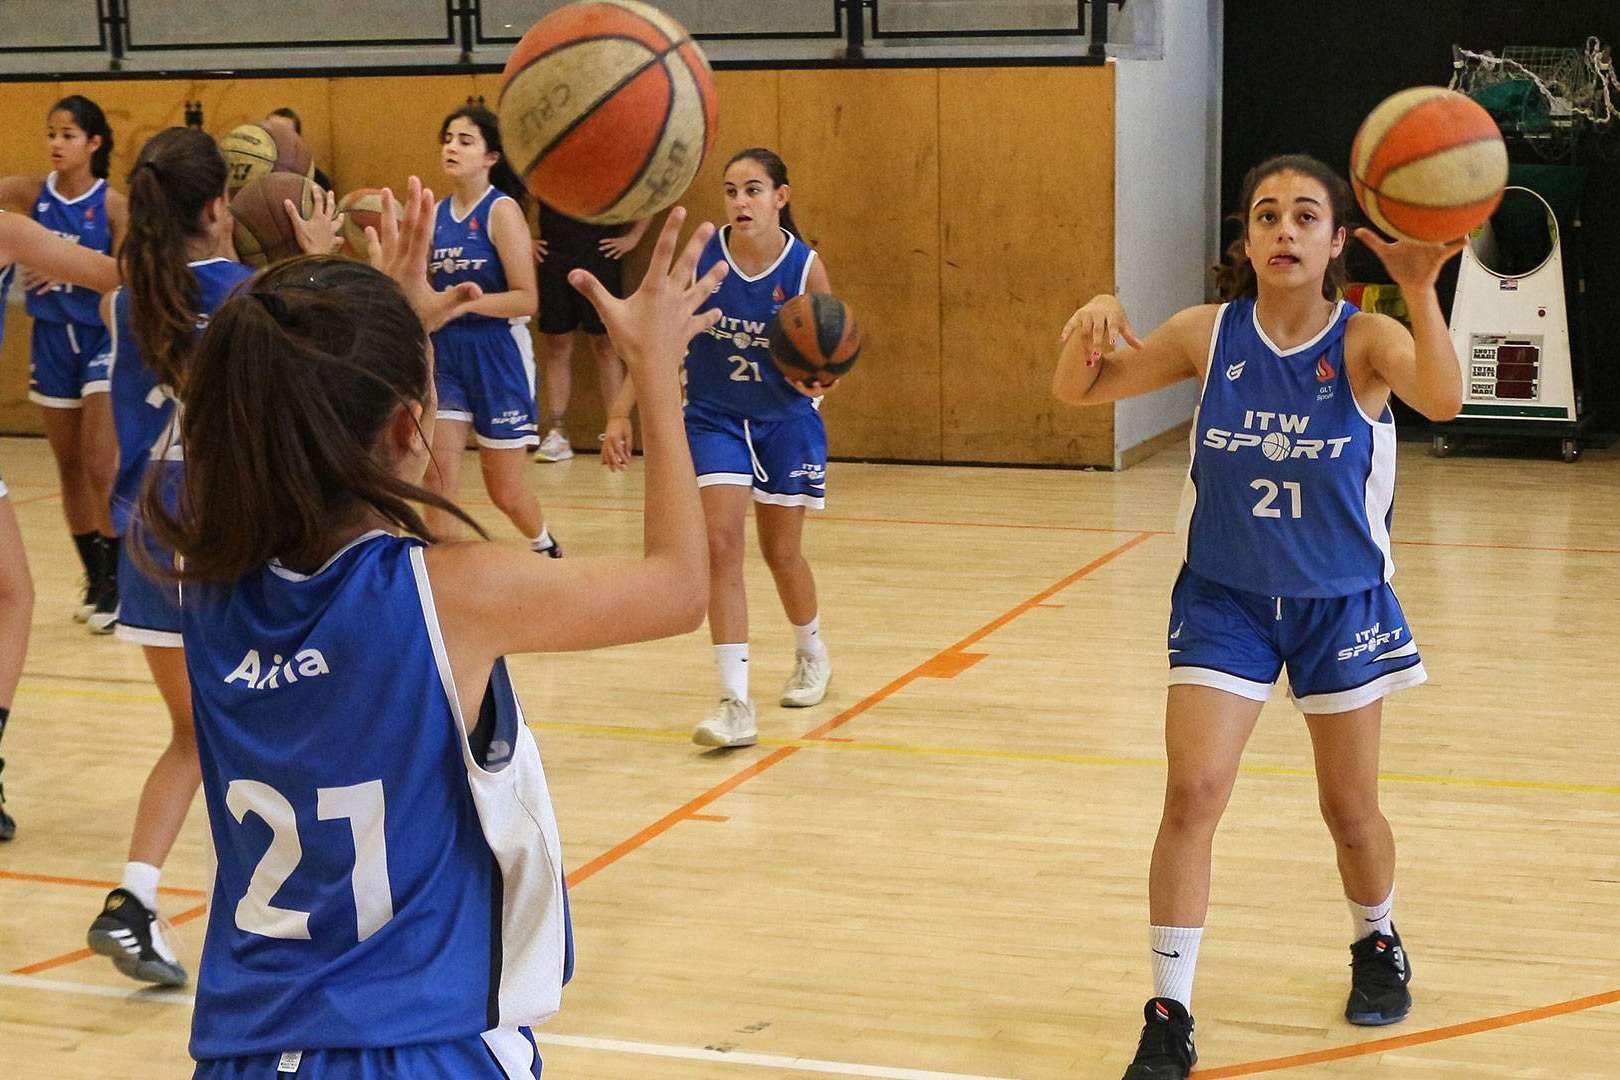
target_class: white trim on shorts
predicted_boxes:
[476,433,539,450]
[696,472,755,488]
[116,623,182,649]
[481,1027,539,1079]
[1168,664,1275,702]
[81,379,110,396]
[436,408,475,423]
[752,489,825,510]
[28,390,82,409]
[1291,662,1427,714]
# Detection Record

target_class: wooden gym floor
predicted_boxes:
[1,432,1617,1079]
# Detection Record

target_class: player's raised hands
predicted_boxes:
[568,206,727,371]
[286,187,345,256]
[1060,294,1143,365]
[367,176,483,332]
[1354,228,1465,292]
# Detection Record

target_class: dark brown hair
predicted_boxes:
[268,106,302,134]
[1215,154,1353,302]
[121,128,227,388]
[140,256,484,583]
[50,94,113,179]
[725,147,801,239]
[440,104,529,210]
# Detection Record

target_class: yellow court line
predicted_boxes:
[23,684,1620,798]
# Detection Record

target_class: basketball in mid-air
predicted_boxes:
[498,0,718,224]
[231,173,320,267]
[1350,86,1508,243]
[767,294,862,388]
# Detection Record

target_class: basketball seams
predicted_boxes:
[598,48,684,219]
[1355,135,1507,203]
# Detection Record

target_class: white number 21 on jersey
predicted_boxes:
[226,778,395,943]
[1250,478,1302,519]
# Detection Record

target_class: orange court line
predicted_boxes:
[11,902,208,976]
[686,813,729,823]
[916,652,987,679]
[566,532,1155,889]
[0,869,206,897]
[1197,986,1620,1077]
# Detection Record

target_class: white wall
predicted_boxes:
[1110,0,1223,466]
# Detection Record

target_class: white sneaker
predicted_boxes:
[780,652,831,707]
[692,697,758,748]
[532,428,574,462]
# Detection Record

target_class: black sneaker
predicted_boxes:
[535,536,563,559]
[1346,926,1412,1025]
[86,888,188,986]
[0,757,15,841]
[1122,997,1196,1080]
[87,573,119,634]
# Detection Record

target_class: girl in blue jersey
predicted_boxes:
[0,212,122,841]
[0,96,126,628]
[137,184,720,1078]
[605,148,836,749]
[83,127,339,987]
[425,105,558,556]
[1054,155,1465,1080]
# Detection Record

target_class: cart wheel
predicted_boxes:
[1431,434,1452,458]
[1561,438,1580,463]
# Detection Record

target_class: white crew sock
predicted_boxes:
[791,615,828,660]
[1150,925,1204,1010]
[714,643,750,701]
[530,527,553,553]
[1348,886,1395,942]
[121,860,162,913]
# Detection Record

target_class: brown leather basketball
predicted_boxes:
[766,293,861,386]
[231,173,319,268]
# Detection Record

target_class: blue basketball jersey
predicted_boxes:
[107,257,253,535]
[27,172,110,325]
[1176,299,1396,598]
[431,187,518,330]
[686,226,818,422]
[183,533,568,1060]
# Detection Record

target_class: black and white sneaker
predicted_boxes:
[1122,997,1197,1080]
[74,575,96,622]
[87,575,119,635]
[87,888,188,986]
[0,757,15,841]
[1346,926,1412,1025]
[535,536,563,559]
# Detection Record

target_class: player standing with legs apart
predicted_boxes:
[1053,155,1464,1079]
[141,181,717,1077]
[0,96,125,630]
[605,149,836,748]
[0,210,122,841]
[531,200,648,462]
[85,128,340,985]
[425,105,559,555]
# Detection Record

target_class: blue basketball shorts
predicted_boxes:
[115,524,182,649]
[685,399,827,509]
[29,319,111,408]
[193,1027,542,1079]
[432,320,539,449]
[1166,565,1426,714]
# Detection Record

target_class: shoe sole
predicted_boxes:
[532,450,574,462]
[86,927,188,987]
[691,729,758,748]
[87,615,118,634]
[780,689,828,708]
[1346,1008,1409,1026]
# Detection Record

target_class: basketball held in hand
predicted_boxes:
[231,173,320,268]
[767,294,862,389]
[337,188,403,261]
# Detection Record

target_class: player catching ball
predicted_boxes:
[1053,154,1464,1079]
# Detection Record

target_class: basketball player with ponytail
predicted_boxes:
[0,95,125,629]
[1053,154,1464,1079]
[84,127,338,986]
[605,148,835,748]
[426,104,558,555]
[137,175,718,1076]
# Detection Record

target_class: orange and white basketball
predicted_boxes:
[498,0,718,225]
[1350,86,1508,244]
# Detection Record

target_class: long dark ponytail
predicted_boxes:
[121,128,227,389]
[1215,154,1354,302]
[727,147,801,239]
[140,256,486,584]
[440,104,529,210]
[51,95,113,179]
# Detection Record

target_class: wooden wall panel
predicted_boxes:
[327,75,478,199]
[779,69,943,462]
[0,81,63,434]
[939,67,1116,465]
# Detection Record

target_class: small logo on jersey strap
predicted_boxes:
[37,202,49,213]
[1226,361,1246,381]
[1169,621,1184,641]
[772,284,785,303]
[225,648,331,691]
[1316,353,1335,383]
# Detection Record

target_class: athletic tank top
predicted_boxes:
[685,226,818,422]
[184,533,567,1058]
[106,258,253,535]
[27,172,110,325]
[431,186,519,331]
[1176,298,1396,598]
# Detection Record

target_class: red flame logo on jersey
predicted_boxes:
[469,217,479,231]
[84,207,95,221]
[772,285,785,303]
[1316,353,1335,383]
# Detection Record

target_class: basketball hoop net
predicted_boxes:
[1451,36,1617,158]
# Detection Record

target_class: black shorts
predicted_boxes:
[538,257,621,336]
